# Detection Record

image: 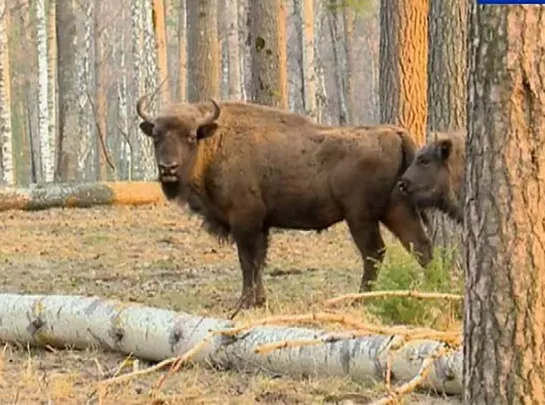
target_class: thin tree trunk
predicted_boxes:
[47,0,57,180]
[427,0,468,269]
[301,0,316,119]
[56,0,79,181]
[177,0,187,101]
[95,0,108,181]
[379,0,428,144]
[343,4,355,124]
[36,0,53,183]
[153,0,170,105]
[464,4,545,403]
[0,0,14,185]
[226,0,241,99]
[327,4,348,125]
[187,0,220,101]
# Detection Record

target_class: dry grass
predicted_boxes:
[0,203,462,404]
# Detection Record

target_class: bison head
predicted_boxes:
[136,95,221,199]
[398,137,454,210]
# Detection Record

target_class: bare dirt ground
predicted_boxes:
[0,203,461,404]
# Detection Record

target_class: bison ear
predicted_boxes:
[139,121,154,137]
[437,139,453,161]
[196,123,218,141]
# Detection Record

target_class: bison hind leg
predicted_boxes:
[345,218,386,292]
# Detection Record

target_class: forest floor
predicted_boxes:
[0,203,462,404]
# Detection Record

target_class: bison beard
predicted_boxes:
[137,96,433,312]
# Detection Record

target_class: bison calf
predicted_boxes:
[398,130,466,224]
[137,96,432,310]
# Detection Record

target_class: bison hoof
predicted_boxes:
[229,289,267,319]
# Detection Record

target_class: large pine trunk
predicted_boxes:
[0,293,463,396]
[464,4,545,403]
[379,0,428,144]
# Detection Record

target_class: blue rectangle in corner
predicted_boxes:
[478,0,545,3]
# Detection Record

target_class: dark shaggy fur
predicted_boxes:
[137,97,433,309]
[399,130,466,224]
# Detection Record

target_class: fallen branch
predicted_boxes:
[325,290,464,307]
[0,293,464,397]
[0,181,166,211]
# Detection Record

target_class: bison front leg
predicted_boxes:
[232,228,269,310]
[346,219,386,292]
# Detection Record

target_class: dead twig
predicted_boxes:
[325,290,463,307]
[370,346,452,405]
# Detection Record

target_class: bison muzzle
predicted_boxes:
[137,95,433,311]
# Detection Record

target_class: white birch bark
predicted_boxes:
[140,0,158,180]
[314,0,328,125]
[36,0,53,183]
[47,0,57,178]
[0,293,463,396]
[0,0,14,185]
[117,8,132,180]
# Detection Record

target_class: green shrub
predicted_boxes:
[366,244,464,328]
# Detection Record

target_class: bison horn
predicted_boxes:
[136,94,154,123]
[196,99,221,128]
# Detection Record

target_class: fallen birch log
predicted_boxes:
[0,181,165,212]
[0,293,463,396]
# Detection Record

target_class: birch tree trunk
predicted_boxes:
[47,0,57,179]
[0,293,463,396]
[464,4,545,403]
[380,0,428,144]
[177,0,187,101]
[131,0,145,180]
[301,0,316,119]
[117,7,132,180]
[36,0,53,183]
[153,0,171,105]
[226,0,241,99]
[249,0,288,108]
[314,0,328,124]
[187,0,220,101]
[0,0,14,185]
[427,0,468,268]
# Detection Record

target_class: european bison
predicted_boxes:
[398,130,466,224]
[136,96,432,309]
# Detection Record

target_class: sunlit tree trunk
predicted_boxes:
[249,0,287,108]
[380,0,428,144]
[301,0,316,119]
[153,0,170,105]
[226,0,241,99]
[35,0,52,183]
[177,0,187,101]
[95,0,108,181]
[343,4,355,124]
[47,0,57,179]
[117,7,131,180]
[56,0,79,181]
[314,0,328,124]
[427,0,468,267]
[187,0,220,101]
[464,4,545,403]
[0,0,13,185]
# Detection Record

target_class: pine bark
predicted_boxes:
[56,0,79,181]
[249,0,288,108]
[177,0,187,101]
[427,0,468,266]
[187,0,220,101]
[301,0,316,119]
[226,0,242,100]
[379,0,428,144]
[464,4,545,403]
[153,0,171,104]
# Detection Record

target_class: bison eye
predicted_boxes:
[419,157,431,165]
